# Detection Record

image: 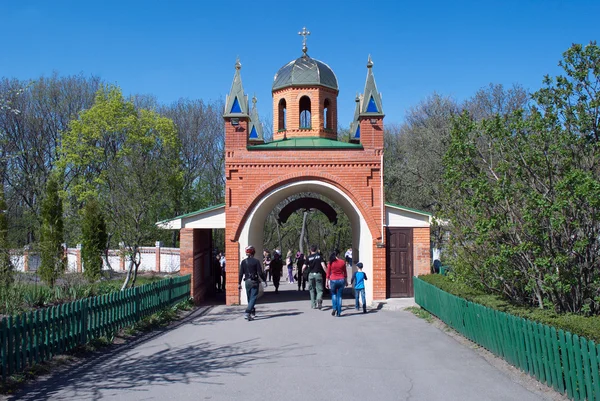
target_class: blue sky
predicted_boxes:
[1,0,598,128]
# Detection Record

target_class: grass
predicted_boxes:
[406,306,434,323]
[0,271,177,316]
[420,274,600,343]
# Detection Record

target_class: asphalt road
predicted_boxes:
[10,281,555,401]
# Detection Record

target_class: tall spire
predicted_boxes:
[359,55,384,116]
[248,95,264,143]
[298,26,310,57]
[349,93,361,142]
[224,57,249,117]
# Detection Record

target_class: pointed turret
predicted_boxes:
[349,93,361,143]
[248,95,264,144]
[223,58,249,117]
[359,55,384,117]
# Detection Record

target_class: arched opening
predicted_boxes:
[323,99,331,129]
[278,99,287,130]
[238,180,373,305]
[299,96,311,129]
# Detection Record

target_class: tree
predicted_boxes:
[0,188,13,287]
[61,85,181,289]
[81,196,107,281]
[442,42,600,314]
[384,94,458,212]
[38,175,65,286]
[0,74,101,246]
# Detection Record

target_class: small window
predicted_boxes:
[299,96,311,129]
[278,99,287,130]
[323,99,331,129]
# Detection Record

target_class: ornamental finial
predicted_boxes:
[298,26,311,57]
[367,55,373,69]
[235,57,241,70]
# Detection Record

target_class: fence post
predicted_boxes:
[168,276,173,304]
[134,287,140,321]
[81,299,88,345]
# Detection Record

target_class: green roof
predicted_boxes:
[248,137,363,150]
[385,202,432,217]
[156,203,225,225]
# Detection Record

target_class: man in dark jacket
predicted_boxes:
[270,250,284,294]
[238,245,266,321]
[304,244,327,309]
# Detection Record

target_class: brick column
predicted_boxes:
[76,243,82,273]
[225,242,239,306]
[155,241,162,272]
[413,227,431,276]
[372,242,386,300]
[119,242,125,271]
[23,246,29,272]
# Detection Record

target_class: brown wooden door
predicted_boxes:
[387,228,413,297]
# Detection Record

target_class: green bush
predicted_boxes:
[420,274,600,343]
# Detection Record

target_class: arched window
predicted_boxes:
[278,99,287,130]
[299,96,311,129]
[323,99,331,129]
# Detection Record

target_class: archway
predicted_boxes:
[237,180,373,305]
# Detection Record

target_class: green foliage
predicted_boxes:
[81,197,107,281]
[421,274,600,343]
[0,273,172,315]
[38,175,65,287]
[441,42,600,314]
[60,85,182,288]
[0,189,13,288]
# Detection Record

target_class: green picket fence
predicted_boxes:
[414,277,600,401]
[0,275,190,381]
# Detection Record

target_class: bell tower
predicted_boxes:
[271,27,339,141]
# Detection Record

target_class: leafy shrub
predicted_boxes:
[420,274,600,343]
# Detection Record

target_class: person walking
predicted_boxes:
[326,250,348,317]
[219,252,226,291]
[238,245,266,321]
[214,253,222,292]
[351,262,368,313]
[270,250,283,294]
[304,244,327,309]
[286,250,294,283]
[296,252,306,291]
[263,249,272,282]
[344,248,353,267]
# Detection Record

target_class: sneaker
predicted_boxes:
[331,310,336,316]
[317,300,322,309]
[244,313,250,320]
[251,309,256,317]
[363,306,367,313]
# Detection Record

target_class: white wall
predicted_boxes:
[10,246,181,273]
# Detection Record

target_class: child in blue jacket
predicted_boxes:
[351,262,368,313]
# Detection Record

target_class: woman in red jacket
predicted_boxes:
[326,250,347,317]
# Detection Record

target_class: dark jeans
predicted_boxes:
[298,272,307,290]
[330,279,345,315]
[355,288,366,309]
[272,274,281,291]
[245,280,259,314]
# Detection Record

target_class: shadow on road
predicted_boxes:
[10,335,306,401]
